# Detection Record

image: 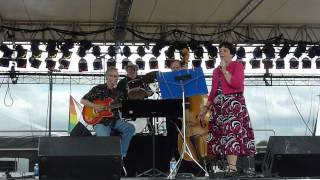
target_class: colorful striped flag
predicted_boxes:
[68,96,78,133]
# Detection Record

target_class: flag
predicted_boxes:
[68,95,83,133]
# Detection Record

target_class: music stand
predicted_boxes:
[156,67,209,178]
[122,99,182,177]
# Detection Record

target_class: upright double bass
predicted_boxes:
[177,48,209,162]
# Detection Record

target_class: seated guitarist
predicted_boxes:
[80,67,135,162]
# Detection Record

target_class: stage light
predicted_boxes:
[137,46,146,57]
[149,57,158,69]
[262,44,275,59]
[29,57,42,69]
[58,40,74,69]
[15,45,27,68]
[279,43,290,59]
[308,46,317,59]
[236,47,246,59]
[165,46,175,59]
[289,57,299,69]
[316,58,320,69]
[136,58,145,70]
[107,58,116,68]
[92,46,102,70]
[29,40,42,69]
[123,46,132,57]
[45,40,58,70]
[122,58,130,69]
[0,44,14,67]
[294,42,306,59]
[45,58,56,70]
[253,46,263,59]
[262,59,273,69]
[192,60,202,68]
[78,58,88,72]
[151,45,161,58]
[249,58,261,69]
[275,58,285,69]
[194,46,204,59]
[108,46,116,57]
[205,59,215,69]
[204,43,218,59]
[302,57,311,69]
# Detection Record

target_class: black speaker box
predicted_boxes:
[263,136,320,177]
[70,122,92,136]
[38,136,121,180]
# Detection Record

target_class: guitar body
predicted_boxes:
[82,98,114,125]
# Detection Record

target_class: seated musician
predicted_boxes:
[117,61,153,100]
[80,67,135,172]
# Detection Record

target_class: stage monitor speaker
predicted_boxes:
[38,136,121,180]
[263,136,320,177]
[70,122,92,136]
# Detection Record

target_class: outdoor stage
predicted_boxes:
[0,136,320,180]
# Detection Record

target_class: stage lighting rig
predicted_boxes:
[77,46,88,72]
[107,58,116,68]
[262,43,275,59]
[45,40,58,70]
[29,40,42,69]
[236,46,246,59]
[294,42,306,59]
[58,40,74,69]
[121,58,130,69]
[289,57,299,69]
[92,46,102,70]
[205,59,215,69]
[15,45,27,68]
[149,57,158,69]
[253,46,263,59]
[302,57,311,69]
[108,46,116,57]
[136,46,146,70]
[275,58,285,69]
[0,44,14,67]
[123,46,132,57]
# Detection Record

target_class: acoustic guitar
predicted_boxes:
[82,98,121,125]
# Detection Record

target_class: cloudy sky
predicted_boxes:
[0,44,320,144]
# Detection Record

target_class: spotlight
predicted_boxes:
[92,46,102,70]
[262,59,273,69]
[204,43,218,59]
[192,60,202,68]
[123,46,132,57]
[249,58,261,69]
[45,57,56,70]
[308,46,317,59]
[205,59,216,69]
[316,58,320,69]
[137,46,146,57]
[108,46,116,57]
[262,44,275,59]
[78,58,88,72]
[46,40,58,58]
[149,57,158,69]
[279,43,290,59]
[275,58,285,69]
[253,46,263,59]
[236,47,246,59]
[302,57,311,69]
[294,42,306,59]
[29,57,42,69]
[136,58,145,70]
[194,46,204,59]
[122,58,130,69]
[151,45,161,57]
[15,45,27,68]
[29,40,42,69]
[289,57,299,69]
[107,58,116,68]
[165,46,175,59]
[0,44,14,67]
[58,58,70,69]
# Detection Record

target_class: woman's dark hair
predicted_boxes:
[219,42,236,56]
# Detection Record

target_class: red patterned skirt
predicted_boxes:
[207,93,256,156]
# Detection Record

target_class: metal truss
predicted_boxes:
[1,71,320,86]
[2,20,320,43]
